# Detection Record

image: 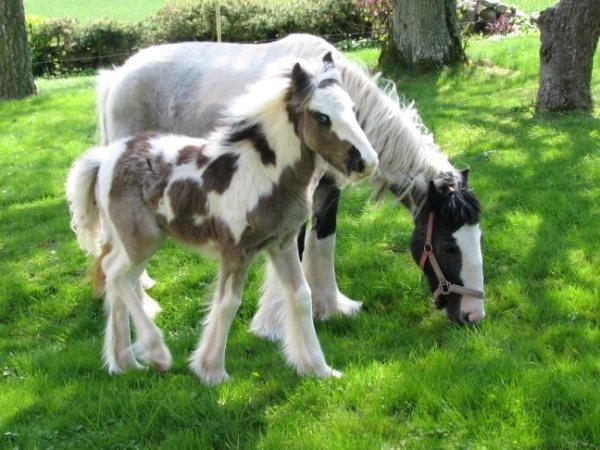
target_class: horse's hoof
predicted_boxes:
[191,365,231,386]
[313,291,362,321]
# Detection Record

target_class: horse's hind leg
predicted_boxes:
[190,256,251,385]
[268,241,340,379]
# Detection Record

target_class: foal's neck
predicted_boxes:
[227,105,316,189]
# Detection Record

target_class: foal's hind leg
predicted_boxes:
[102,246,143,373]
[190,256,251,385]
[268,242,340,378]
[106,245,172,372]
[140,269,156,289]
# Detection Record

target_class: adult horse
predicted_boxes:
[98,34,485,328]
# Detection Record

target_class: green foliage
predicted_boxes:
[27,18,142,75]
[26,0,371,76]
[1,36,599,448]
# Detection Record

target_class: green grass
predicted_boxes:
[23,0,556,23]
[1,35,599,449]
[509,0,555,13]
[24,0,184,23]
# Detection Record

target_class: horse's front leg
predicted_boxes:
[250,175,361,341]
[303,174,362,320]
[189,255,251,385]
[268,241,341,378]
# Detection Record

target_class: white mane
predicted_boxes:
[222,58,341,127]
[338,61,459,213]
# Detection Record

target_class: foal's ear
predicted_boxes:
[427,180,445,213]
[291,62,312,94]
[460,168,470,188]
[322,51,334,67]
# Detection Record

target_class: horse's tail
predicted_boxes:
[66,146,105,258]
[97,69,117,145]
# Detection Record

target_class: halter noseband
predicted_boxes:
[418,212,485,305]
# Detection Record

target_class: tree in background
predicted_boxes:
[380,0,466,72]
[536,0,600,112]
[0,0,36,100]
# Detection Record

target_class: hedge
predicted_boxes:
[27,0,374,76]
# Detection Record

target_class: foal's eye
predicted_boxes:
[312,112,330,126]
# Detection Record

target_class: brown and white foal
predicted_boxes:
[66,55,377,384]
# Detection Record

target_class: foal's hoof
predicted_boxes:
[133,341,173,372]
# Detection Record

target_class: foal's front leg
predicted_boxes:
[268,242,341,378]
[189,257,251,385]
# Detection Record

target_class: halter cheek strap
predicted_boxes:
[419,212,485,304]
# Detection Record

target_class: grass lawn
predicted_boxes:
[24,0,556,23]
[1,34,599,448]
[510,0,555,13]
[24,0,183,23]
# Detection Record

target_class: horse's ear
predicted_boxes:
[460,168,470,188]
[291,62,312,94]
[427,180,445,213]
[322,51,334,67]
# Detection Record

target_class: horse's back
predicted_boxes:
[100,35,336,143]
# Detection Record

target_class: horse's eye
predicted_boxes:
[442,245,459,255]
[312,112,330,126]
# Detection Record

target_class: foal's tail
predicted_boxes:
[66,146,105,257]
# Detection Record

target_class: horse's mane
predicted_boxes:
[221,58,341,127]
[337,60,460,213]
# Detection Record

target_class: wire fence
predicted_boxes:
[30,20,515,69]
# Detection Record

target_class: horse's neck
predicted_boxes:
[339,63,458,218]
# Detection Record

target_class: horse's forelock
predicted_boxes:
[439,188,481,227]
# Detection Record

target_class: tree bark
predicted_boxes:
[536,0,600,112]
[381,0,466,72]
[0,0,36,100]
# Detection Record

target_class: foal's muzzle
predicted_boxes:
[346,146,376,178]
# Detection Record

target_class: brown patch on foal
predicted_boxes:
[168,179,208,217]
[202,153,239,194]
[177,144,209,167]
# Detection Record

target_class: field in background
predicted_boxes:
[1,35,598,448]
[509,0,554,13]
[24,0,184,22]
[25,0,556,22]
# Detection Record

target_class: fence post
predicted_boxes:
[216,0,222,42]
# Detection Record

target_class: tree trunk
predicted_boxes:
[536,0,600,112]
[0,0,36,100]
[381,0,466,72]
